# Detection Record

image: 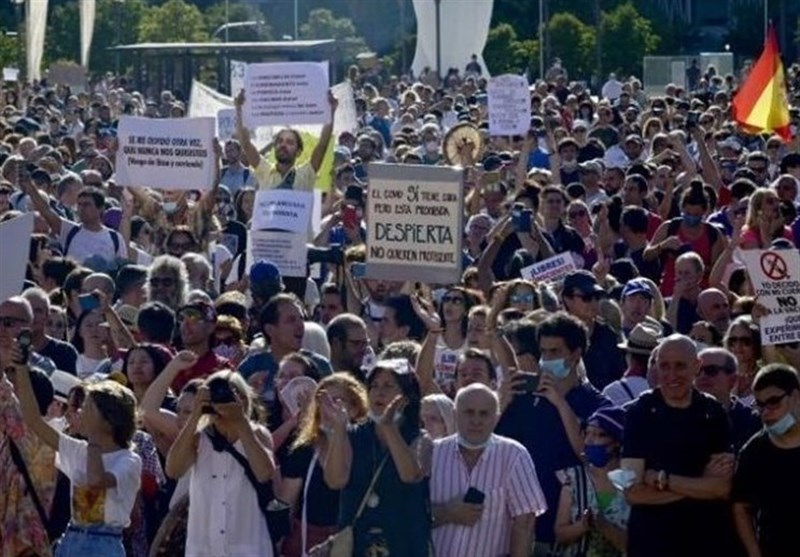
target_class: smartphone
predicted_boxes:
[15,329,32,365]
[343,204,358,229]
[686,111,700,129]
[511,203,532,232]
[463,487,485,504]
[78,293,100,312]
[518,372,540,394]
[208,378,236,404]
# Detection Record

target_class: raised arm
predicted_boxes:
[23,180,62,235]
[7,362,60,451]
[318,391,352,489]
[692,127,723,193]
[310,91,338,173]
[141,351,198,442]
[234,90,262,169]
[375,396,424,483]
[164,386,206,479]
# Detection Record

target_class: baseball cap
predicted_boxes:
[177,300,217,323]
[562,270,606,296]
[249,259,284,301]
[621,278,654,300]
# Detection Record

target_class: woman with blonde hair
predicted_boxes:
[166,370,275,557]
[740,187,794,249]
[278,373,368,556]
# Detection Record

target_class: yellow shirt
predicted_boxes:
[254,159,317,191]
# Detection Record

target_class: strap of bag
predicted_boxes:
[301,451,320,557]
[206,429,268,517]
[8,438,52,540]
[620,378,636,401]
[352,453,389,524]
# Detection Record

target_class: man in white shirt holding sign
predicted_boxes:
[234,89,338,192]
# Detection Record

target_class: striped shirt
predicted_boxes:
[431,434,548,557]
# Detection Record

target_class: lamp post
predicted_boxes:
[11,0,23,77]
[434,0,442,79]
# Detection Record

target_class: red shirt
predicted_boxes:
[171,350,230,393]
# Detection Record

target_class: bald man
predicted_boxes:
[696,288,731,336]
[621,334,741,557]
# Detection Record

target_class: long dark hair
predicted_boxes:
[71,309,101,353]
[366,364,422,441]
[437,286,482,338]
[121,343,172,384]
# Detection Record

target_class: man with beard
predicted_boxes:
[327,313,371,381]
[234,89,338,191]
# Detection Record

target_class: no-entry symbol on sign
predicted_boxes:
[760,251,789,280]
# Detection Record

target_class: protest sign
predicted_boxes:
[0,213,34,303]
[365,164,464,283]
[331,81,358,134]
[252,189,313,233]
[3,67,19,82]
[115,116,216,191]
[217,108,237,142]
[487,74,531,136]
[244,62,331,128]
[189,80,233,118]
[520,252,577,283]
[231,60,246,98]
[741,249,800,345]
[246,230,308,278]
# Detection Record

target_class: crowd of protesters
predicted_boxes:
[0,50,799,557]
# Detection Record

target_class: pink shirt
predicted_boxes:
[431,434,547,557]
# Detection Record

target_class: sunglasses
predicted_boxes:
[0,316,27,328]
[149,277,175,288]
[178,309,206,323]
[727,336,753,346]
[568,210,587,219]
[700,365,733,377]
[442,295,465,305]
[754,392,788,411]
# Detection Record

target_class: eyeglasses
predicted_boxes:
[149,277,175,288]
[442,295,465,305]
[568,210,587,219]
[727,336,753,346]
[754,392,788,411]
[0,316,27,328]
[510,293,535,304]
[700,365,733,377]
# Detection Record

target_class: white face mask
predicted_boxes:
[457,433,491,450]
[368,411,404,425]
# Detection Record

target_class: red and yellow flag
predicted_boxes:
[732,26,791,141]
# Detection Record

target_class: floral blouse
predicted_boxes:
[0,376,58,557]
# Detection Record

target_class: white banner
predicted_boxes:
[520,252,577,283]
[2,68,19,82]
[0,213,34,304]
[741,249,800,345]
[115,116,216,191]
[252,189,313,233]
[244,62,331,128]
[231,60,246,99]
[487,73,531,136]
[27,0,49,81]
[246,230,308,278]
[80,0,96,68]
[365,164,464,283]
[189,80,233,118]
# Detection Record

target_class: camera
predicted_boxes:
[209,377,236,404]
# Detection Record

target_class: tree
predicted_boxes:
[299,8,369,66]
[139,0,209,43]
[483,23,539,76]
[203,2,273,42]
[599,2,660,79]
[0,30,20,71]
[546,13,595,79]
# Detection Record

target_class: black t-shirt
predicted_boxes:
[622,389,733,557]
[584,321,627,391]
[732,431,800,557]
[544,222,585,256]
[39,337,79,374]
[728,397,761,455]
[282,444,341,527]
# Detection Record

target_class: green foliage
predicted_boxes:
[0,29,21,71]
[139,0,209,43]
[483,23,539,76]
[299,8,369,66]
[599,2,660,78]
[203,2,272,41]
[547,13,596,78]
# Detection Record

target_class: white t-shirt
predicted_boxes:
[56,434,142,528]
[433,336,467,395]
[59,218,128,264]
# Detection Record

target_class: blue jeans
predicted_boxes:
[54,524,125,557]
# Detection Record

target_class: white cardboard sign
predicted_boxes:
[243,62,330,128]
[251,189,313,233]
[115,116,216,191]
[0,213,34,304]
[246,230,308,278]
[741,249,800,345]
[487,73,531,136]
[3,67,19,82]
[520,252,577,283]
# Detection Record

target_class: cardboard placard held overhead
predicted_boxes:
[487,73,531,136]
[741,249,800,345]
[520,252,578,283]
[365,163,464,284]
[243,62,330,128]
[115,116,216,191]
[0,213,34,304]
[251,189,313,233]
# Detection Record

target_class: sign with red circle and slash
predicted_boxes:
[760,251,790,281]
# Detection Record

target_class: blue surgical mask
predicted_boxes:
[584,443,612,468]
[682,212,702,227]
[457,434,491,451]
[539,357,570,379]
[765,412,796,437]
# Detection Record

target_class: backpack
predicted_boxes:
[63,225,121,257]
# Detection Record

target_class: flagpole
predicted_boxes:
[763,0,768,40]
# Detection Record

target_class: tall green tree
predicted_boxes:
[547,13,596,79]
[299,8,369,67]
[483,23,538,76]
[599,2,660,78]
[139,0,209,43]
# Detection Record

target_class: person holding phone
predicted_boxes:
[430,383,546,557]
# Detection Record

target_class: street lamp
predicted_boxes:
[434,0,442,79]
[212,21,266,42]
[11,0,24,76]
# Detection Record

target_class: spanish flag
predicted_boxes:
[732,26,791,141]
